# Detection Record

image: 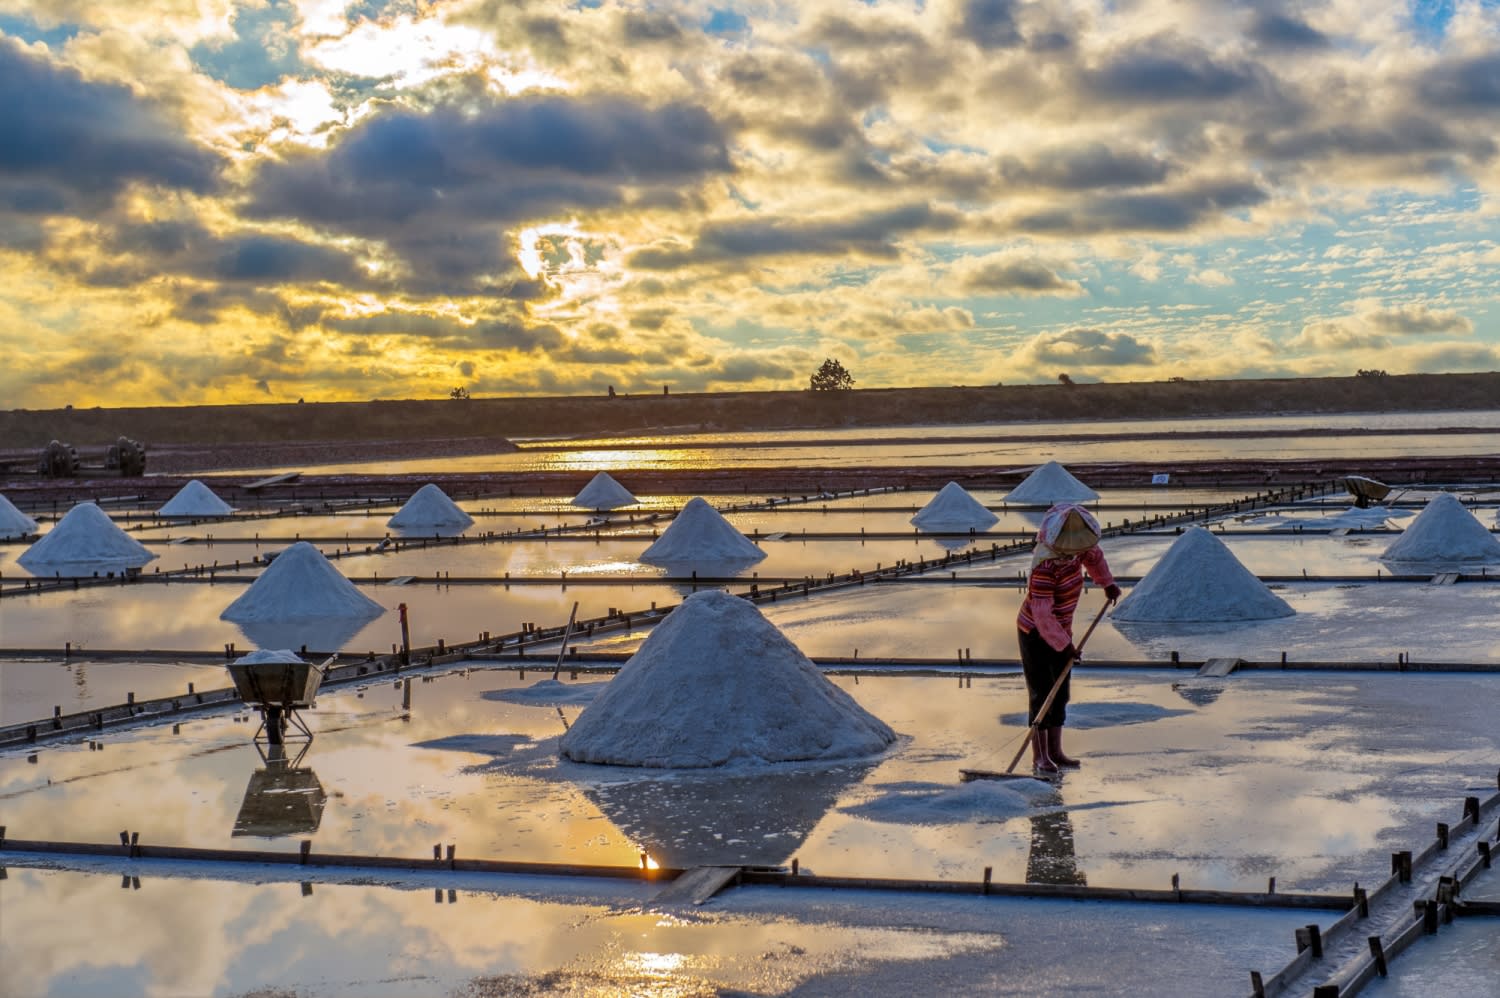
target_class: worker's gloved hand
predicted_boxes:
[1061,643,1078,660]
[1104,583,1122,603]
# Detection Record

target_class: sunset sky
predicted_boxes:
[3,0,1500,408]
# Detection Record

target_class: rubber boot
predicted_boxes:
[1048,726,1081,768]
[1032,728,1058,773]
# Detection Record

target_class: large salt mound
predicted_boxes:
[1112,526,1294,622]
[571,472,638,510]
[639,497,764,564]
[559,589,897,767]
[1382,492,1500,563]
[157,479,235,517]
[17,502,155,569]
[911,482,999,532]
[221,541,384,623]
[386,483,474,531]
[232,649,305,666]
[1003,461,1099,505]
[0,494,38,539]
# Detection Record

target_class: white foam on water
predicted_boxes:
[1381,492,1500,564]
[1112,526,1294,621]
[571,472,638,510]
[386,483,474,530]
[157,480,235,517]
[1003,461,1100,505]
[639,497,764,564]
[221,541,384,623]
[559,590,897,767]
[17,501,155,568]
[911,482,999,532]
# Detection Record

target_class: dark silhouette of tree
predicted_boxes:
[810,358,856,391]
[449,386,471,400]
[1356,369,1389,378]
[1058,373,1075,386]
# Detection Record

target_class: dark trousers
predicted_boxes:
[1018,627,1070,727]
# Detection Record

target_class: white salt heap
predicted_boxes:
[1382,492,1500,563]
[0,493,38,539]
[639,497,765,564]
[911,482,999,532]
[157,480,235,517]
[1112,526,1294,621]
[17,501,155,569]
[571,472,638,510]
[386,483,474,531]
[221,541,384,623]
[232,649,305,666]
[560,589,897,767]
[1003,461,1100,505]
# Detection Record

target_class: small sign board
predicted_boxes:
[1150,473,1170,486]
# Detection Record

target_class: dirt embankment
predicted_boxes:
[3,372,1499,453]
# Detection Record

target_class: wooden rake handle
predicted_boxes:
[1004,600,1111,775]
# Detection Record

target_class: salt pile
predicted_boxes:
[911,482,999,532]
[0,494,38,539]
[639,497,765,564]
[221,541,383,623]
[571,472,638,510]
[1003,461,1099,505]
[157,479,235,517]
[1382,492,1500,563]
[1112,526,1294,621]
[17,501,155,569]
[386,483,474,531]
[231,648,305,666]
[559,589,897,767]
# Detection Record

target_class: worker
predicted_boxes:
[1017,502,1121,773]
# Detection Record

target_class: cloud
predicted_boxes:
[1418,51,1500,110]
[1247,12,1331,50]
[0,38,220,218]
[999,143,1175,191]
[1080,36,1263,103]
[629,203,959,269]
[1021,328,1158,367]
[1189,268,1234,288]
[952,251,1085,296]
[1366,304,1473,335]
[1009,177,1268,235]
[1292,303,1473,350]
[247,94,731,291]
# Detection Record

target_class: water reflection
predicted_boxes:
[232,743,327,839]
[576,761,875,867]
[1027,809,1086,886]
[234,612,381,653]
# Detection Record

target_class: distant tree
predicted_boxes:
[810,358,856,391]
[449,386,471,400]
[1058,373,1075,386]
[1356,369,1389,378]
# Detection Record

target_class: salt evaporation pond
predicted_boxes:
[0,864,1310,997]
[2,667,1495,895]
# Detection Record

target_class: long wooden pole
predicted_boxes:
[551,602,580,681]
[1003,600,1110,775]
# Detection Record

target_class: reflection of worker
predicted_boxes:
[1026,810,1086,886]
[1017,503,1120,773]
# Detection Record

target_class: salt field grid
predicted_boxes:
[6,457,1500,995]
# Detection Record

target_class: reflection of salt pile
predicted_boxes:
[911,482,999,531]
[387,483,473,531]
[157,479,235,517]
[222,541,383,624]
[17,501,155,569]
[1004,461,1099,504]
[0,494,38,539]
[571,472,638,510]
[639,497,764,564]
[1112,526,1294,621]
[1383,492,1500,563]
[560,590,896,767]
